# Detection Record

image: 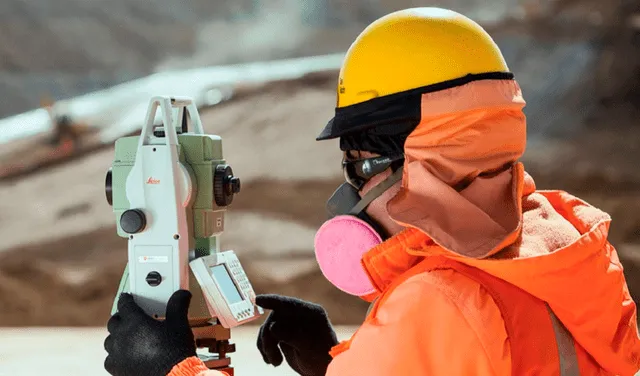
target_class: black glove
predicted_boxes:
[104,290,197,376]
[256,294,339,376]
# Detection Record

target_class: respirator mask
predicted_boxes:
[314,154,404,297]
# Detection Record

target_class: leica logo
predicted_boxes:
[146,177,160,184]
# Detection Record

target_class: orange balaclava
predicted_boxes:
[318,73,528,259]
[388,78,528,258]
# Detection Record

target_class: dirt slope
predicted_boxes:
[1,71,640,326]
[1,0,640,326]
[0,74,373,326]
[5,0,635,118]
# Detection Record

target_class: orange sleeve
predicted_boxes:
[167,357,229,376]
[326,269,511,375]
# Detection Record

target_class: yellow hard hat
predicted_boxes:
[316,7,513,156]
[336,7,508,108]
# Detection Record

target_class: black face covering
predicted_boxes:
[325,167,404,240]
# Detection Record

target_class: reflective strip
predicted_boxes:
[365,299,377,318]
[546,304,580,376]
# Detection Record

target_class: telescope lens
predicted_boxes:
[105,168,113,206]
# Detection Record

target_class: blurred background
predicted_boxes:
[0,0,640,372]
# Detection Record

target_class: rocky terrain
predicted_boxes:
[3,0,633,117]
[1,72,640,327]
[0,0,639,327]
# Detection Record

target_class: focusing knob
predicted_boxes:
[213,165,241,207]
[146,271,162,287]
[105,168,113,206]
[120,209,146,234]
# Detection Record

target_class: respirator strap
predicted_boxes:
[349,167,403,216]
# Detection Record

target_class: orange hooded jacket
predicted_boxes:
[321,78,640,375]
[325,176,640,375]
[169,78,640,375]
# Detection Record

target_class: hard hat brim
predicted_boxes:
[316,117,340,141]
[316,72,514,142]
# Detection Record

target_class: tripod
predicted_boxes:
[192,319,236,375]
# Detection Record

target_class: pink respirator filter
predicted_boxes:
[314,215,382,296]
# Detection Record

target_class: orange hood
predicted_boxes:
[360,78,640,373]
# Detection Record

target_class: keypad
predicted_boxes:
[227,258,253,296]
[224,257,257,321]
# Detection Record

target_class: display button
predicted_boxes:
[145,271,162,287]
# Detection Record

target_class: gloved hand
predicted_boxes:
[104,290,197,376]
[256,294,339,376]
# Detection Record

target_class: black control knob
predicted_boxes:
[105,168,113,206]
[120,209,146,234]
[213,165,241,207]
[229,176,241,194]
[146,271,162,287]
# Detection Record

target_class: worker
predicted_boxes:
[48,114,80,147]
[103,7,640,376]
[41,97,82,148]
